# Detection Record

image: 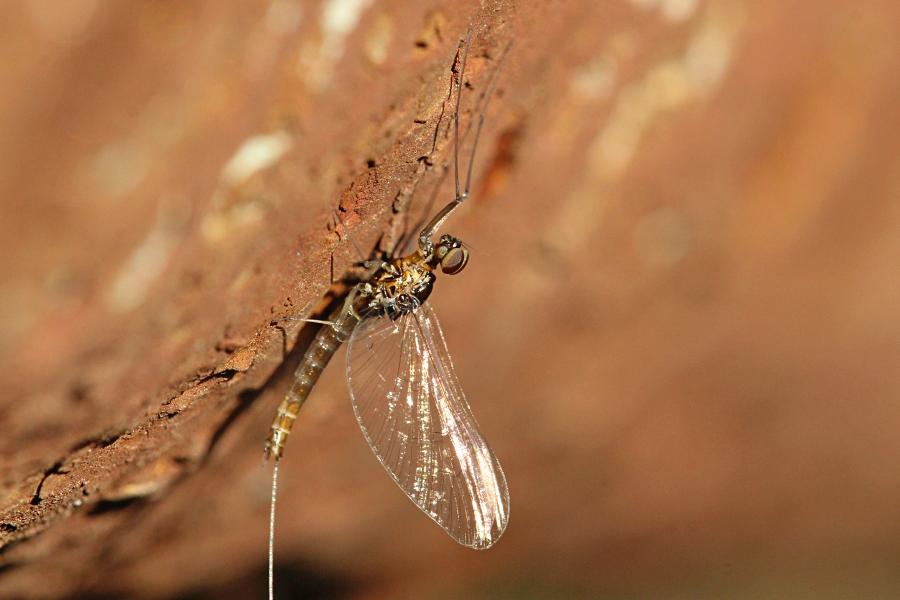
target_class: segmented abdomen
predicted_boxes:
[265,305,360,460]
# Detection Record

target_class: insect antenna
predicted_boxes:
[463,39,513,200]
[390,162,448,257]
[452,29,472,204]
[418,31,513,251]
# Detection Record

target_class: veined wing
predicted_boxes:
[346,302,509,549]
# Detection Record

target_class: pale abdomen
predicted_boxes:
[265,306,359,460]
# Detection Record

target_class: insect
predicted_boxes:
[264,30,510,598]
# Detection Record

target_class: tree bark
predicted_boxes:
[3,1,900,598]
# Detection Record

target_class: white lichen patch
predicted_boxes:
[683,6,737,93]
[105,198,189,312]
[265,0,304,36]
[322,0,372,44]
[91,140,150,200]
[200,200,266,243]
[87,95,189,204]
[548,1,743,258]
[589,1,742,183]
[635,206,693,268]
[220,131,294,187]
[24,0,101,45]
[570,56,618,101]
[364,11,394,66]
[200,131,289,243]
[301,0,374,91]
[660,0,700,23]
[629,0,700,23]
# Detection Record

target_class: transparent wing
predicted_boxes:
[346,302,509,549]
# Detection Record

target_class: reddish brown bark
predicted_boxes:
[2,1,900,598]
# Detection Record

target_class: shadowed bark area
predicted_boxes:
[2,1,900,598]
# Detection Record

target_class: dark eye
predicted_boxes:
[440,246,468,274]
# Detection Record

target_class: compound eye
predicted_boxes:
[440,246,468,275]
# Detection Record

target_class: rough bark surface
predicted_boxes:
[2,0,900,598]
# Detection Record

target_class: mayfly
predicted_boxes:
[264,31,510,596]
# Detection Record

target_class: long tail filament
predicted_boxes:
[268,460,279,600]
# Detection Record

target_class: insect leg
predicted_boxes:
[332,210,368,262]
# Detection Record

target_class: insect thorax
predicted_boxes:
[364,253,436,319]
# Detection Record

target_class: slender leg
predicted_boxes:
[332,210,368,263]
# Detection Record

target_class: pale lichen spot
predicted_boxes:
[91,141,150,201]
[588,2,742,182]
[303,0,374,91]
[221,131,293,187]
[321,0,371,38]
[570,55,618,101]
[201,197,265,242]
[635,206,693,268]
[265,0,304,36]
[24,0,101,45]
[105,198,188,312]
[684,4,741,93]
[364,11,394,65]
[628,0,699,23]
[645,60,693,111]
[88,95,188,203]
[540,2,743,260]
[660,0,700,23]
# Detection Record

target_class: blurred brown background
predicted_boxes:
[2,0,900,598]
